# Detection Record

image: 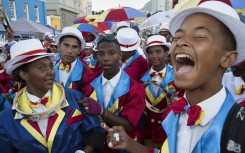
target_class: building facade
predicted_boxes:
[46,0,88,28]
[2,0,47,25]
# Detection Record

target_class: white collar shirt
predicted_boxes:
[59,59,77,86]
[177,87,226,153]
[26,90,52,138]
[102,69,122,108]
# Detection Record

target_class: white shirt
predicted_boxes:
[149,67,166,96]
[223,72,245,103]
[59,59,77,86]
[102,69,122,108]
[177,87,226,153]
[26,90,52,138]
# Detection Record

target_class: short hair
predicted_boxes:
[12,63,30,84]
[59,35,82,47]
[219,22,236,51]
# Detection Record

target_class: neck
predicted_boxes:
[26,87,48,98]
[104,67,120,80]
[153,64,166,72]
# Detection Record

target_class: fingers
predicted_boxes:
[101,124,124,148]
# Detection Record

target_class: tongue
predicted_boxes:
[178,65,193,73]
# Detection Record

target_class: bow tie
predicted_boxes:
[150,71,165,78]
[171,97,205,126]
[236,84,244,95]
[29,97,50,108]
[60,63,71,72]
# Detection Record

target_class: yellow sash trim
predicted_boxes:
[72,109,82,117]
[20,119,47,147]
[146,87,166,106]
[161,139,169,153]
[47,110,65,153]
[89,90,97,100]
[108,99,119,114]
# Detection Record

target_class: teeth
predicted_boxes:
[176,54,193,61]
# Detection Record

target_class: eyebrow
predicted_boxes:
[175,26,211,34]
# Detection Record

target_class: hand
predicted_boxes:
[102,123,132,150]
[78,97,103,115]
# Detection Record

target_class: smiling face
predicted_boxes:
[96,41,121,79]
[19,57,55,98]
[58,37,81,65]
[171,13,236,94]
[147,45,168,71]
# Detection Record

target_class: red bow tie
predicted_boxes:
[171,97,205,126]
[150,72,164,78]
[29,97,50,108]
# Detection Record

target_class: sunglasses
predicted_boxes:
[50,44,57,48]
[94,34,117,45]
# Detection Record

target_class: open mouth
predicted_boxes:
[175,53,195,73]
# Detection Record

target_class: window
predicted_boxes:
[34,6,40,22]
[62,13,66,21]
[9,0,16,20]
[23,4,29,19]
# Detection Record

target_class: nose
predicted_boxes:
[176,36,190,47]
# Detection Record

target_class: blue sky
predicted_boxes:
[91,0,150,11]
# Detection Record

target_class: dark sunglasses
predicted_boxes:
[94,34,117,45]
[50,44,57,48]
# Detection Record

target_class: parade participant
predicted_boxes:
[159,24,172,43]
[0,39,105,152]
[117,28,148,83]
[82,42,97,69]
[54,27,95,94]
[141,35,182,149]
[43,32,54,51]
[49,41,58,54]
[103,1,245,153]
[79,34,146,152]
[223,60,245,106]
[115,21,129,32]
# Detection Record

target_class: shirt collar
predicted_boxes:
[102,68,122,88]
[149,66,166,74]
[26,90,51,103]
[234,76,245,89]
[193,87,226,126]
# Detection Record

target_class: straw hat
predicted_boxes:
[169,1,245,65]
[144,35,171,52]
[56,27,86,49]
[116,28,140,52]
[4,39,54,75]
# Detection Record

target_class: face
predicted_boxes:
[159,31,172,42]
[96,41,121,76]
[231,60,245,78]
[84,48,93,57]
[171,13,228,91]
[58,37,81,65]
[147,45,168,70]
[20,57,55,97]
[49,44,58,53]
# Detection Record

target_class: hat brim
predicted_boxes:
[169,7,245,65]
[120,36,141,52]
[56,33,86,50]
[4,53,55,75]
[144,43,171,53]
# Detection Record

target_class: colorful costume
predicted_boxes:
[54,58,95,94]
[141,65,181,147]
[160,89,235,153]
[85,70,146,143]
[122,51,149,83]
[82,54,97,69]
[0,83,103,152]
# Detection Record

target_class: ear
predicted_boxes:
[220,51,238,68]
[19,70,29,82]
[118,51,122,60]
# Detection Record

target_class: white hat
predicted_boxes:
[56,27,86,49]
[169,1,245,65]
[159,24,169,32]
[44,32,54,38]
[4,39,54,75]
[116,21,129,31]
[85,42,93,49]
[116,28,140,52]
[144,35,171,52]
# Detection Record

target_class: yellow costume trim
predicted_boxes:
[146,87,166,106]
[194,110,205,125]
[161,139,169,153]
